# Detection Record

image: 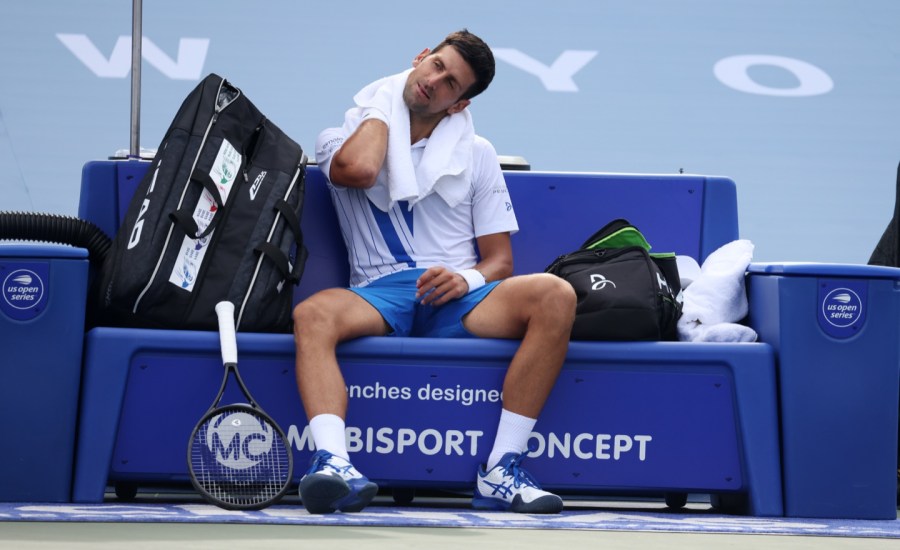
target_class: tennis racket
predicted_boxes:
[187,300,293,510]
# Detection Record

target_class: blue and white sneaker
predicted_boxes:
[298,450,378,514]
[472,452,564,514]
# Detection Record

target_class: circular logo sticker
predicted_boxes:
[3,269,45,311]
[821,287,862,328]
[206,411,273,469]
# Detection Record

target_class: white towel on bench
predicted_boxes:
[678,239,758,343]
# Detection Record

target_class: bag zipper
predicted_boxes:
[549,247,617,268]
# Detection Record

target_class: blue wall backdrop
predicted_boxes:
[1,1,899,264]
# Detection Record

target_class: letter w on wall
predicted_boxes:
[57,34,208,80]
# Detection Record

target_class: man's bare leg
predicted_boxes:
[464,273,576,514]
[293,288,388,420]
[463,273,576,417]
[292,288,388,514]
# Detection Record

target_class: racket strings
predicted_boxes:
[190,408,292,508]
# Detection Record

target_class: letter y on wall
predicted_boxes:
[492,48,598,92]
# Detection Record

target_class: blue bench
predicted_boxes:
[66,160,900,519]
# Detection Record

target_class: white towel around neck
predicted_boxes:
[345,69,475,212]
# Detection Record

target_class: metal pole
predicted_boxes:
[129,0,142,158]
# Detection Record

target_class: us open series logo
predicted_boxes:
[1,265,47,321]
[821,288,862,328]
[818,280,867,339]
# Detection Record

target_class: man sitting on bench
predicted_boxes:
[292,29,576,515]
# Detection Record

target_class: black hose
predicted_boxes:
[0,211,112,264]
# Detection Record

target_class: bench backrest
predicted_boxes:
[78,161,740,303]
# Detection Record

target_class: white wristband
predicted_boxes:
[361,107,389,126]
[457,268,486,294]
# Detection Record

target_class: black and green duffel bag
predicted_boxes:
[546,218,682,341]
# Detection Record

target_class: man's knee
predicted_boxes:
[533,273,577,321]
[500,273,576,327]
[294,289,388,344]
[293,292,341,341]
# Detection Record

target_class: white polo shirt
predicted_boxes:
[315,127,519,288]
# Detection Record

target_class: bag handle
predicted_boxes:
[254,240,307,284]
[252,198,307,284]
[273,198,301,243]
[168,169,226,240]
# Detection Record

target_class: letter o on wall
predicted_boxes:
[714,54,834,97]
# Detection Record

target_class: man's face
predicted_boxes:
[403,45,476,117]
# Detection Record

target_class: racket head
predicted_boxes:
[187,402,293,510]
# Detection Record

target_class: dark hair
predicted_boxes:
[432,29,495,100]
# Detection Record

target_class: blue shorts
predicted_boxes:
[350,269,500,338]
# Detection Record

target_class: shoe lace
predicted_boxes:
[502,452,541,490]
[308,450,333,472]
[311,450,355,477]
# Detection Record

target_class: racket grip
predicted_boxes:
[215,301,238,365]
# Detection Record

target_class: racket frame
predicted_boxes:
[186,301,294,510]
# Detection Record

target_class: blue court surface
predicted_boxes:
[1,497,898,538]
[1,494,898,549]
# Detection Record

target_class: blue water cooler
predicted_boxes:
[748,262,900,519]
[0,243,89,502]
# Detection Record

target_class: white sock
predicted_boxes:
[486,409,537,470]
[308,413,349,460]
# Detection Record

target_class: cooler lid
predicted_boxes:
[0,243,88,259]
[748,262,900,280]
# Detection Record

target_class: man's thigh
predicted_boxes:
[461,273,560,339]
[299,288,391,340]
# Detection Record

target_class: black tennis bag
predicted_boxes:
[546,219,682,341]
[94,73,308,332]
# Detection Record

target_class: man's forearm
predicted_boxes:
[329,119,389,188]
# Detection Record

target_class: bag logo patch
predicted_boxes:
[590,273,616,290]
[249,170,266,200]
[656,272,669,292]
